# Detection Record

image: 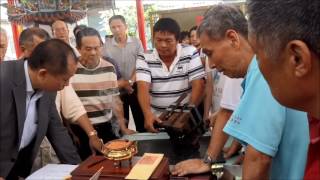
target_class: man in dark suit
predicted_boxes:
[0,39,81,179]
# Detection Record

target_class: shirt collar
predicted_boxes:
[247,55,257,73]
[153,44,182,62]
[153,44,182,72]
[127,36,133,43]
[241,55,257,92]
[78,58,102,70]
[24,60,34,93]
[24,61,44,99]
[111,35,132,46]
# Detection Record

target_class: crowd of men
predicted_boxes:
[0,0,319,179]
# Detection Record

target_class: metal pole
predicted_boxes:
[136,0,147,51]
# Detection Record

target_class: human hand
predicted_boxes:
[223,147,239,159]
[171,159,211,176]
[72,134,81,148]
[223,140,242,159]
[233,153,244,165]
[120,128,136,135]
[89,135,103,155]
[0,177,5,180]
[124,83,134,94]
[118,80,134,94]
[207,112,218,127]
[144,113,162,133]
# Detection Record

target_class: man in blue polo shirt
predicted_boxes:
[172,5,309,179]
[223,57,309,179]
[247,1,320,178]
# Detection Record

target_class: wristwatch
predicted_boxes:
[203,153,215,165]
[203,153,225,178]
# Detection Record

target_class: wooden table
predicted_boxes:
[71,156,216,180]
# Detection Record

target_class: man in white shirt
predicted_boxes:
[136,18,205,133]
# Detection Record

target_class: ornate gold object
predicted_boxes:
[102,139,138,162]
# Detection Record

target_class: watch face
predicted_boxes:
[203,154,212,164]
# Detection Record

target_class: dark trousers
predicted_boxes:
[121,83,146,132]
[7,140,35,179]
[70,122,117,161]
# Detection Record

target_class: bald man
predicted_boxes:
[0,27,8,62]
[51,20,80,57]
[51,20,70,44]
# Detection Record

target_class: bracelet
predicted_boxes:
[88,130,98,137]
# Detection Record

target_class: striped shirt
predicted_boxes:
[136,44,205,115]
[71,59,119,124]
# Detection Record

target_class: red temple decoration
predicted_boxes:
[7,0,87,25]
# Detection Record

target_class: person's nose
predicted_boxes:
[159,41,167,48]
[90,49,97,55]
[114,27,120,33]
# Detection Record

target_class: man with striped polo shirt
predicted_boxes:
[71,27,135,159]
[136,18,205,133]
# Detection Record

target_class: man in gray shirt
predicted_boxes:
[102,15,145,132]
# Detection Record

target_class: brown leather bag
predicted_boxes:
[159,93,187,132]
[158,93,205,146]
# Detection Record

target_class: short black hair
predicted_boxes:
[73,24,87,37]
[28,39,77,75]
[179,31,189,43]
[153,18,180,40]
[109,15,126,25]
[19,27,50,47]
[189,26,198,36]
[75,27,103,48]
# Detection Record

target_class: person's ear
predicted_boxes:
[37,68,48,81]
[285,40,312,78]
[225,29,240,49]
[20,45,26,53]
